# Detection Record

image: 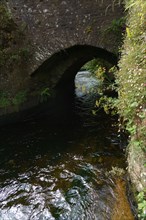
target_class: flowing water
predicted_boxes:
[0,72,134,219]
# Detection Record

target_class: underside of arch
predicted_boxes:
[31,45,118,96]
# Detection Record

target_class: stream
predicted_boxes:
[0,71,134,219]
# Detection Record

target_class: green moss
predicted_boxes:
[0,90,28,109]
[0,3,30,67]
[0,92,10,108]
[0,4,14,31]
[12,90,27,106]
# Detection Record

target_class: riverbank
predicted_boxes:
[116,0,146,218]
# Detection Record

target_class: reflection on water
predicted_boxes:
[0,72,133,219]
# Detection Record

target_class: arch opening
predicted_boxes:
[32,45,117,95]
[54,45,117,100]
[31,45,118,121]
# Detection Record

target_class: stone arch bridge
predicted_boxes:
[0,0,123,121]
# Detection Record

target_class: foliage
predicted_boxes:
[83,59,116,85]
[0,92,10,108]
[82,58,111,75]
[0,90,27,109]
[88,2,145,217]
[12,91,27,106]
[105,166,125,178]
[115,0,146,218]
[40,87,50,103]
[95,96,117,115]
[106,17,126,34]
[103,17,126,52]
[116,0,146,145]
[137,191,146,220]
[19,48,30,60]
[83,58,118,115]
[82,59,99,73]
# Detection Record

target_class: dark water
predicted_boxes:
[0,72,133,220]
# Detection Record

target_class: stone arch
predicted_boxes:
[0,44,118,123]
[32,45,117,97]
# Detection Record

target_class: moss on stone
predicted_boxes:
[0,3,31,108]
